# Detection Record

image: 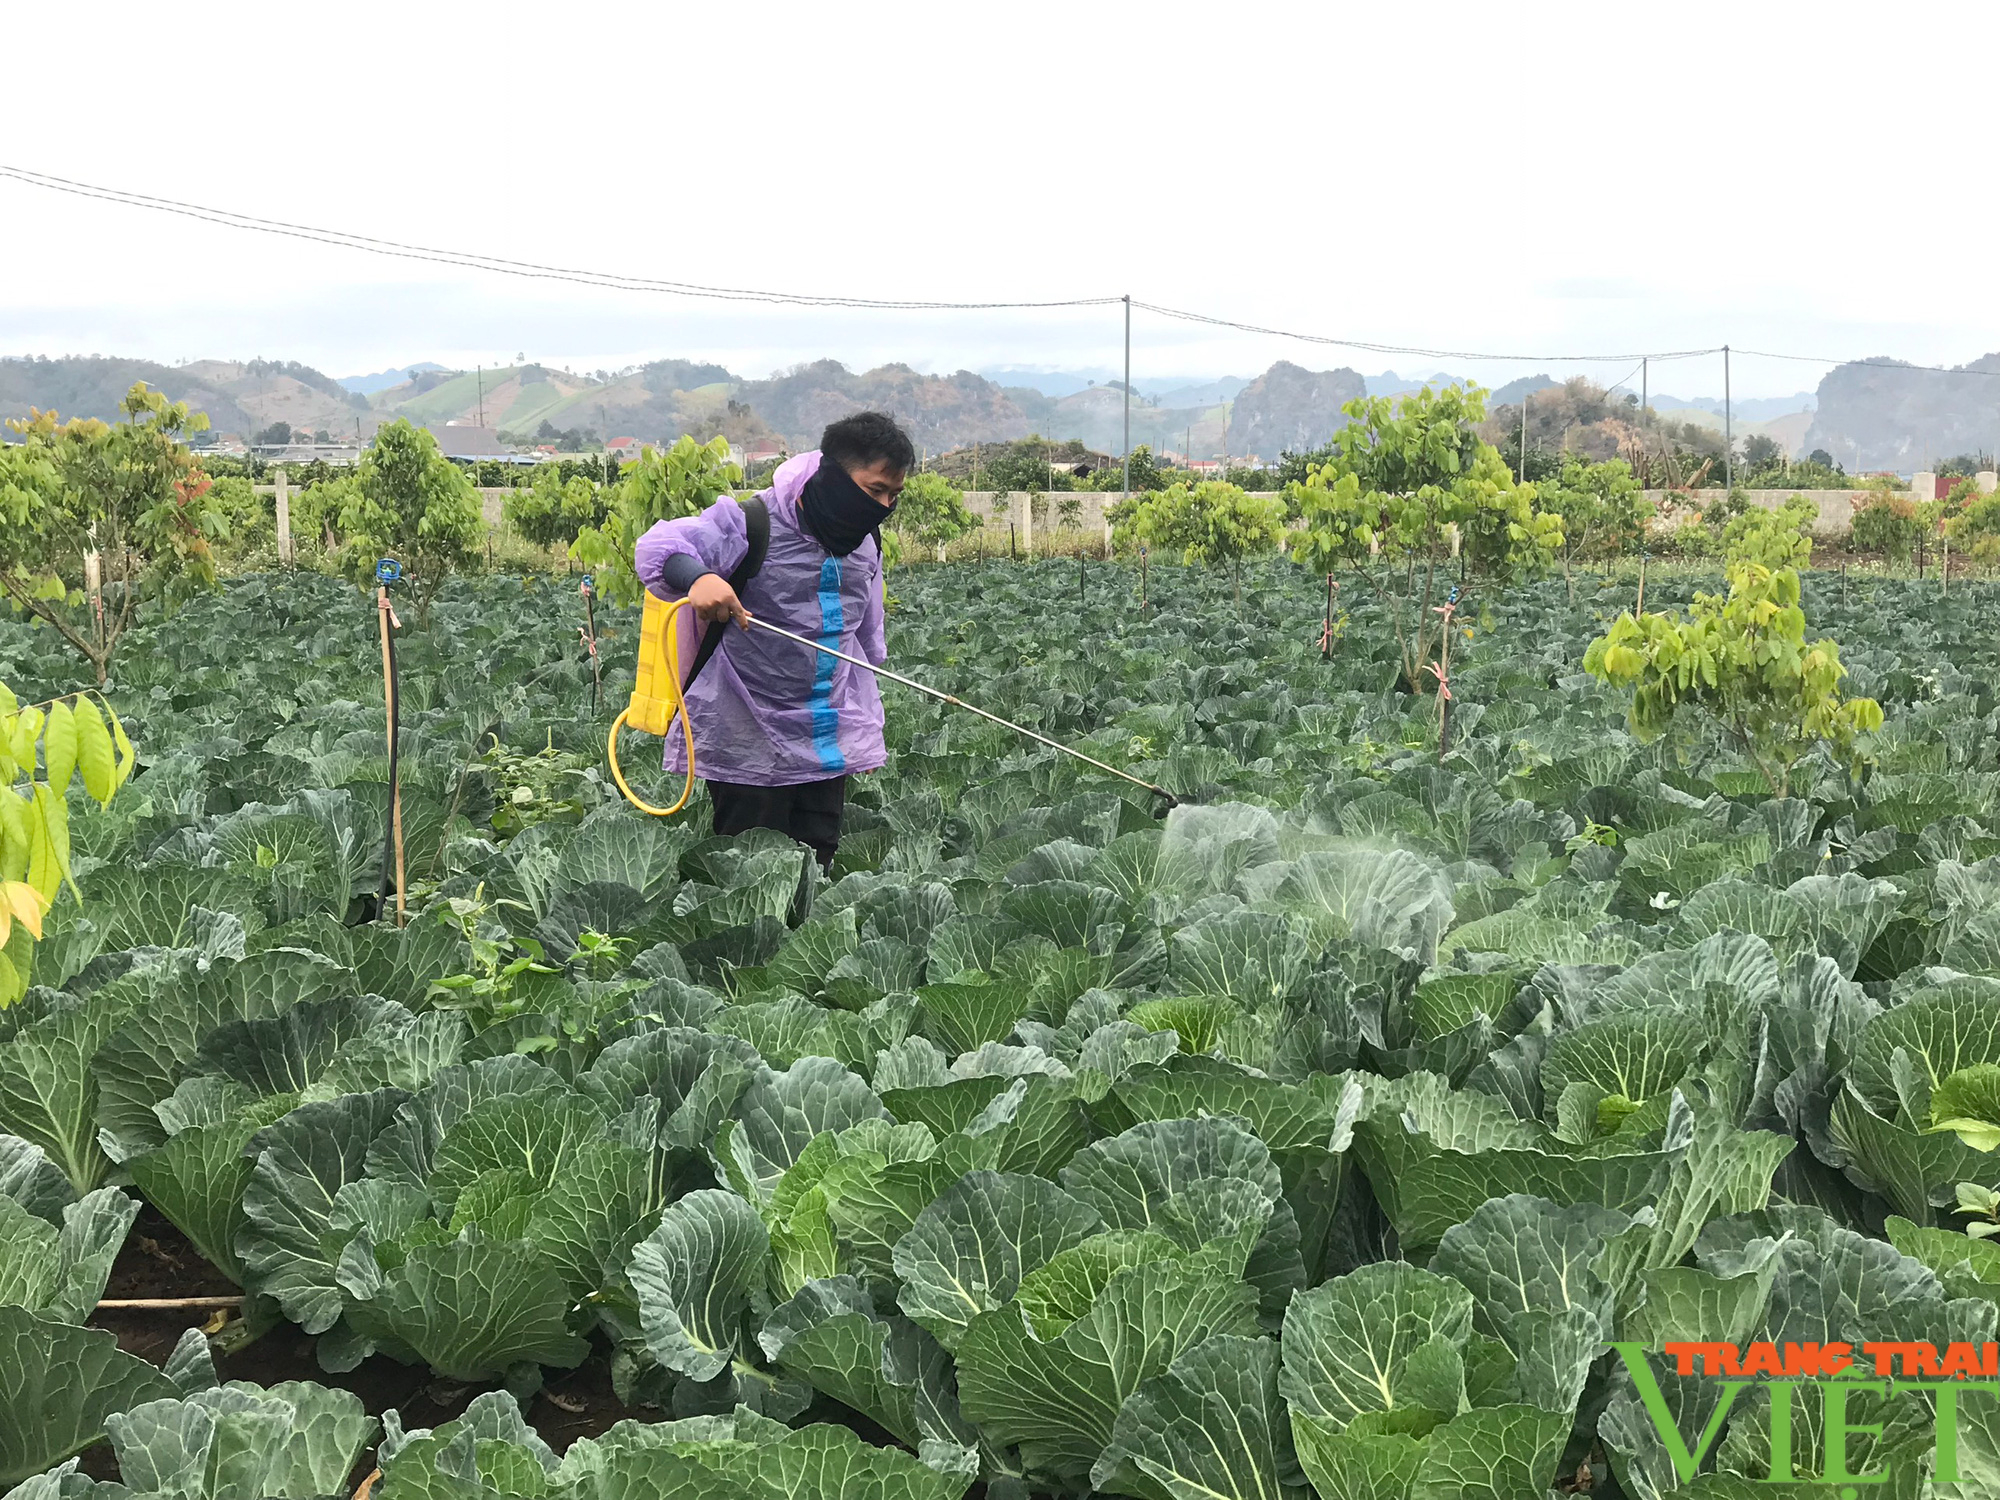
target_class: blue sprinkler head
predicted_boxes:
[375,558,403,587]
[1447,584,1460,605]
[580,573,596,594]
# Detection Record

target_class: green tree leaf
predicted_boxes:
[71,697,116,809]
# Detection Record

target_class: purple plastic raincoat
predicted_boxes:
[633,451,887,787]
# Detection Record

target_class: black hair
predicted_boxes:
[820,410,915,475]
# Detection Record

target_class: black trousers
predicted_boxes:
[707,776,847,871]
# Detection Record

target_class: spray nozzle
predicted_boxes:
[375,558,403,587]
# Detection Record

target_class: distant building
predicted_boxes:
[249,442,362,465]
[606,436,644,455]
[425,425,512,460]
[742,443,788,469]
[422,425,538,465]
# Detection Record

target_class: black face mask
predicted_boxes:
[800,456,895,557]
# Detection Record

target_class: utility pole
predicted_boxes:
[477,365,486,429]
[1519,394,1529,482]
[1121,294,1131,499]
[1723,345,1732,493]
[1641,357,1648,414]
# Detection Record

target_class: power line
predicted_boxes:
[0,164,1119,312]
[1129,300,1721,365]
[10,162,2000,384]
[1599,358,1647,398]
[0,162,1720,365]
[1733,347,2000,379]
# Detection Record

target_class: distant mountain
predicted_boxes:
[736,362,1032,452]
[1226,361,1367,459]
[0,354,226,425]
[976,367,1109,399]
[0,355,365,439]
[3,349,1857,467]
[1000,386,1060,432]
[974,370,1249,405]
[1489,374,1558,407]
[1143,376,1246,407]
[1805,355,2000,470]
[339,361,446,394]
[1366,369,1474,397]
[1368,370,1565,404]
[1650,392,1815,422]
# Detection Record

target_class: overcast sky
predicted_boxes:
[2,1,1992,398]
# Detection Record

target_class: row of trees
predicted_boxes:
[1850,482,2000,568]
[1084,381,1883,799]
[0,391,996,689]
[0,391,488,683]
[1107,386,1579,691]
[0,386,228,684]
[0,380,1963,712]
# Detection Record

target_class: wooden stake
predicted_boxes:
[273,465,293,565]
[1437,628,1454,761]
[582,582,601,716]
[84,549,104,657]
[378,588,407,927]
[96,1294,245,1311]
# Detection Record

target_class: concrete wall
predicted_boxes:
[468,487,1117,550]
[283,478,1957,554]
[961,490,1123,551]
[958,490,1301,551]
[1641,488,1910,536]
[1641,476,1996,537]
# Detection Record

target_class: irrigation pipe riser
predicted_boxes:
[374,566,407,927]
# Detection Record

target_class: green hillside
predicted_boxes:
[377,366,522,425]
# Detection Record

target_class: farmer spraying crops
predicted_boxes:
[634,410,911,869]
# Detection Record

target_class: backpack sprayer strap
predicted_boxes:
[682,496,769,691]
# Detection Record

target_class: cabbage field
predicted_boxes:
[7,557,2000,1498]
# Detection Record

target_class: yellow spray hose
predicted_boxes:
[606,592,701,816]
[608,588,1179,819]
